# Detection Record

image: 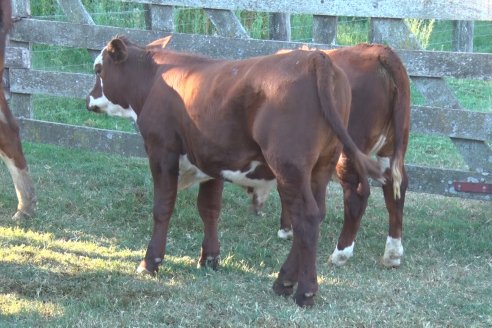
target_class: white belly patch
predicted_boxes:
[177,157,276,192]
[221,161,276,189]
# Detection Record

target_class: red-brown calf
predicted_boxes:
[86,36,382,306]
[253,44,410,268]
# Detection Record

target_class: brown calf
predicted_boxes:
[0,0,36,220]
[253,44,410,268]
[86,36,382,306]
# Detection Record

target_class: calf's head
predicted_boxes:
[86,37,138,121]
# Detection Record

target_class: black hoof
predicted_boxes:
[12,209,34,220]
[272,279,294,297]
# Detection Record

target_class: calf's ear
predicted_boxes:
[107,38,128,63]
[147,35,172,49]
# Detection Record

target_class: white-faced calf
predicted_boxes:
[86,36,382,306]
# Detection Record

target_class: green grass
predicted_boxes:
[32,95,136,132]
[426,20,492,53]
[406,134,468,169]
[1,142,491,327]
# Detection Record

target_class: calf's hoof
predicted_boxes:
[12,210,32,220]
[272,279,294,297]
[328,243,354,266]
[197,256,220,270]
[381,254,402,268]
[277,228,293,239]
[136,260,158,276]
[382,237,403,268]
[12,202,36,220]
[294,291,316,307]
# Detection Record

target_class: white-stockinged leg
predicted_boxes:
[329,242,354,266]
[0,151,36,219]
[277,228,293,239]
[382,236,403,267]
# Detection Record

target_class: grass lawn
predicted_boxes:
[1,142,491,327]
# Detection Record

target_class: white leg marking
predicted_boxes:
[382,236,403,267]
[136,265,151,275]
[277,228,293,239]
[329,242,355,266]
[0,151,36,218]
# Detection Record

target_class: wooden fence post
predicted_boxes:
[57,0,94,24]
[205,9,249,39]
[269,13,291,41]
[57,0,102,59]
[370,18,491,174]
[313,15,337,45]
[144,4,174,31]
[452,21,474,52]
[9,0,32,119]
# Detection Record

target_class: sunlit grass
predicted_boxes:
[0,227,140,275]
[1,142,491,327]
[0,294,63,318]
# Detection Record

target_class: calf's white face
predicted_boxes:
[86,48,137,121]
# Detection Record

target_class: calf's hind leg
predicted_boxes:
[381,163,408,268]
[2,154,36,220]
[329,154,370,266]
[0,117,36,220]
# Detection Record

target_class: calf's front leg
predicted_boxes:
[197,179,224,270]
[137,153,179,275]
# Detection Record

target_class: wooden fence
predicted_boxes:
[5,0,492,200]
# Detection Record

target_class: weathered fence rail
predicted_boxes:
[128,0,490,21]
[5,0,492,200]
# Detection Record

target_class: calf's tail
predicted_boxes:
[378,47,411,199]
[310,50,383,183]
